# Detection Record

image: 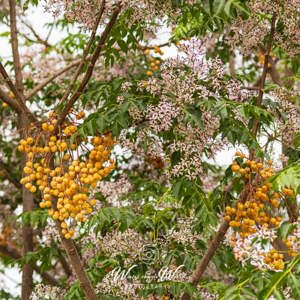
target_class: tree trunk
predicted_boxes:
[56,220,98,300]
[20,117,35,300]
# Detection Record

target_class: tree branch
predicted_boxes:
[229,51,235,76]
[9,0,23,94]
[58,251,73,277]
[0,87,22,113]
[0,244,59,286]
[10,9,34,298]
[56,3,122,128]
[9,2,36,297]
[21,19,52,48]
[45,23,54,43]
[181,14,278,300]
[2,19,50,48]
[55,223,97,300]
[269,58,281,86]
[0,62,37,122]
[56,1,106,114]
[25,59,81,100]
[251,14,277,138]
[181,186,250,300]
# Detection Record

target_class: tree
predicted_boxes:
[0,0,299,299]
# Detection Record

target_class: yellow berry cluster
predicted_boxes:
[18,110,115,239]
[226,152,282,238]
[282,187,295,197]
[263,249,284,270]
[226,152,297,270]
[0,227,13,246]
[143,47,163,77]
[231,152,274,179]
[282,238,298,258]
[257,51,274,67]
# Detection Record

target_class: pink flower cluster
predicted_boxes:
[272,88,300,146]
[45,0,101,28]
[45,0,181,28]
[147,99,180,132]
[225,227,279,271]
[227,0,300,56]
[226,16,269,56]
[170,118,219,180]
[21,45,67,84]
[97,175,133,207]
[132,37,247,179]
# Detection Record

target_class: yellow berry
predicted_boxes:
[146,70,153,76]
[42,123,48,131]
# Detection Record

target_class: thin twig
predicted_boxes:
[57,1,106,110]
[21,19,52,48]
[25,59,81,100]
[9,0,23,94]
[0,62,37,122]
[138,41,170,50]
[45,23,54,43]
[2,19,50,47]
[242,86,261,91]
[56,3,122,128]
[21,20,52,48]
[229,51,235,76]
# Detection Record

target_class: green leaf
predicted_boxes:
[270,161,300,194]
[259,256,300,300]
[0,31,10,37]
[288,273,300,299]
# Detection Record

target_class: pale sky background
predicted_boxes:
[0,3,283,297]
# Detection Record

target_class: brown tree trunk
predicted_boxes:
[20,117,35,300]
[9,0,36,297]
[55,221,98,300]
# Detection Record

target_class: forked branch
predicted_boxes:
[57,0,106,111]
[56,3,122,127]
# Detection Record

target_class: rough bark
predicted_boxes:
[56,223,98,300]
[9,0,36,297]
[20,116,35,300]
[9,0,23,94]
